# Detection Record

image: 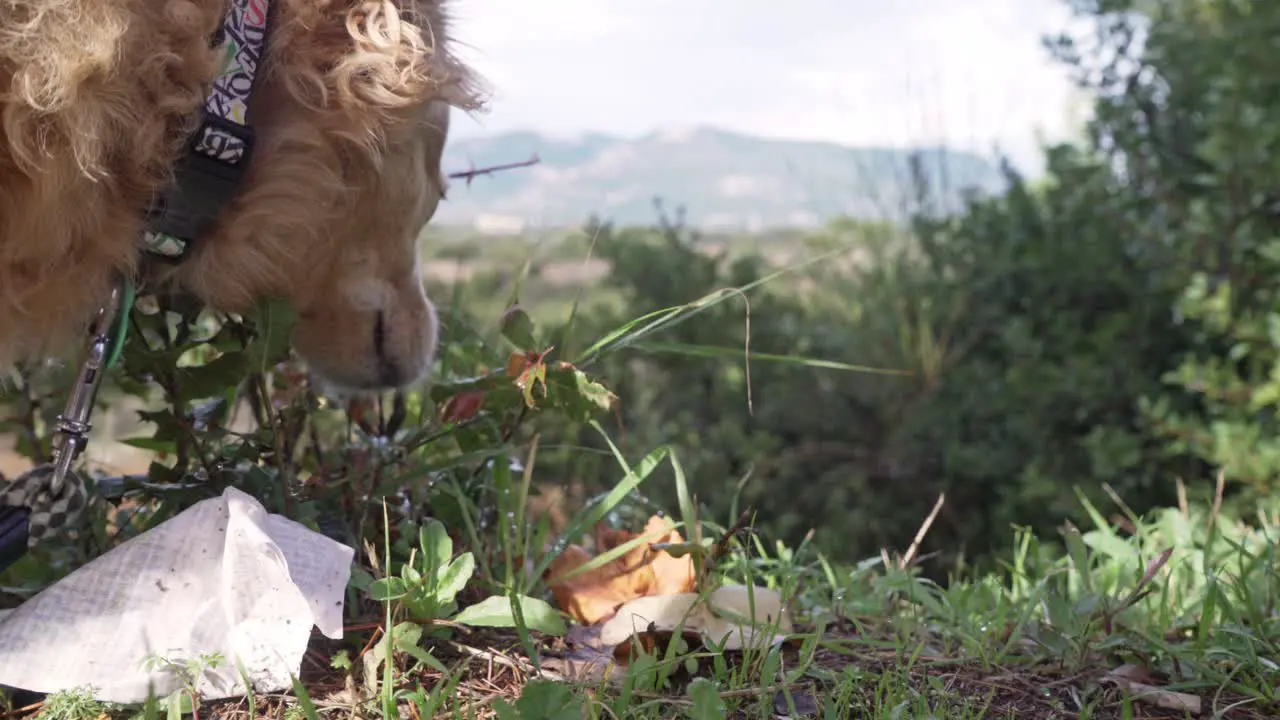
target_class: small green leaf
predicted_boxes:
[687,677,726,719]
[120,437,179,454]
[245,297,298,371]
[405,595,442,621]
[453,594,567,636]
[419,520,453,576]
[434,552,476,606]
[564,365,618,413]
[390,620,424,649]
[330,650,351,670]
[500,304,538,351]
[1060,521,1093,594]
[502,679,581,720]
[401,563,422,587]
[176,352,249,400]
[368,577,408,602]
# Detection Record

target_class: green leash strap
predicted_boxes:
[105,279,135,370]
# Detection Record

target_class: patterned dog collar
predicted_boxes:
[141,0,272,260]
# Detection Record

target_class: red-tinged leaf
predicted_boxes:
[440,391,486,423]
[517,361,549,409]
[505,347,557,409]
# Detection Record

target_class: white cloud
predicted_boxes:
[445,0,1085,173]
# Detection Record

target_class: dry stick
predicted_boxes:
[900,492,946,570]
[1209,468,1225,536]
[449,641,534,674]
[0,699,44,718]
[446,154,541,187]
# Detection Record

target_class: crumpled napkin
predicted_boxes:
[0,486,353,703]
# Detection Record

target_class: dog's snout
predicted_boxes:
[292,286,435,393]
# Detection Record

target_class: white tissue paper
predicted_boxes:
[0,486,354,703]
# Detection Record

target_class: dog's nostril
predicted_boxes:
[372,310,401,387]
[373,310,387,359]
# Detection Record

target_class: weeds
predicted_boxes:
[0,247,1276,720]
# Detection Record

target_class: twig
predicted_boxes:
[633,681,806,701]
[900,492,945,569]
[0,699,44,718]
[447,154,541,188]
[1209,468,1225,535]
[448,641,535,674]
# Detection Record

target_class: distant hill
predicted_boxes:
[434,126,1006,233]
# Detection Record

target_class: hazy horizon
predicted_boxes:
[444,0,1089,177]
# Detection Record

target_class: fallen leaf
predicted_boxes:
[544,515,696,625]
[598,585,793,652]
[1103,666,1201,714]
[599,593,704,647]
[702,584,794,650]
[611,627,704,667]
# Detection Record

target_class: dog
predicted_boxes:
[0,0,483,391]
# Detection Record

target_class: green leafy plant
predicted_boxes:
[367,519,475,627]
[138,651,224,720]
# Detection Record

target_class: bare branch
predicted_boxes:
[446,153,541,191]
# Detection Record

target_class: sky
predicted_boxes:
[443,0,1090,175]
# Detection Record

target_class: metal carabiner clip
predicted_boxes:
[47,280,127,497]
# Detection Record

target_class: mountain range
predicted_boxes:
[433,126,1007,233]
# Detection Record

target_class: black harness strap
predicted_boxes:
[142,0,272,261]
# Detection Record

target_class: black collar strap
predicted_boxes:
[141,0,272,261]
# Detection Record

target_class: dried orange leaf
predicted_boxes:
[643,516,696,596]
[544,515,697,625]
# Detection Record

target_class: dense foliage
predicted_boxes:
[5,0,1280,584]
[5,1,1280,716]
[461,0,1280,572]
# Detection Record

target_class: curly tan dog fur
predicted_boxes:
[0,0,482,390]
